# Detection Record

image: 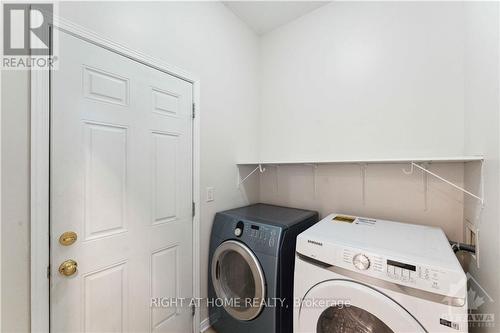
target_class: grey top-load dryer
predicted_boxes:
[208,203,319,333]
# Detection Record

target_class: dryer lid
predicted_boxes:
[218,203,317,228]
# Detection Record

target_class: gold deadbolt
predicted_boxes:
[59,259,78,276]
[59,231,77,246]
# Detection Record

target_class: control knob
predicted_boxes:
[353,253,370,270]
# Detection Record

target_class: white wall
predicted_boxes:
[1,2,261,329]
[463,2,500,331]
[1,70,31,332]
[259,2,465,162]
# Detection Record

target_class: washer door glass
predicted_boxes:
[211,240,266,321]
[298,280,426,333]
[317,305,393,333]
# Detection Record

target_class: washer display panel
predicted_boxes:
[299,280,426,333]
[211,240,266,321]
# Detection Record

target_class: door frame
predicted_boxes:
[30,18,201,333]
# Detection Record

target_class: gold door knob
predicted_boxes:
[59,259,78,276]
[59,231,77,246]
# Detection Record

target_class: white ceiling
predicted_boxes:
[223,1,330,35]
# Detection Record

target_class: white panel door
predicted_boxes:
[51,31,193,333]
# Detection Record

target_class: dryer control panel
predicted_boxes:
[247,224,278,249]
[233,219,281,256]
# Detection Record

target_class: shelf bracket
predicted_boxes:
[262,164,280,193]
[422,162,429,211]
[273,165,280,193]
[360,163,368,206]
[238,164,265,188]
[305,164,318,198]
[403,162,484,205]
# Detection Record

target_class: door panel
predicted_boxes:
[152,132,178,225]
[83,122,128,240]
[51,31,193,333]
[151,245,179,331]
[83,261,128,333]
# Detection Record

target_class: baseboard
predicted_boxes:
[200,317,211,332]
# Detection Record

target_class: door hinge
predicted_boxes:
[47,265,50,278]
[192,202,195,217]
[192,103,196,119]
[191,303,195,316]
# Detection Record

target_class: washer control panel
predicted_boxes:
[341,247,451,295]
[386,259,417,282]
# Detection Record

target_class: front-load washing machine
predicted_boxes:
[294,214,468,333]
[208,203,318,333]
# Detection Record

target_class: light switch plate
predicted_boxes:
[206,187,215,202]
